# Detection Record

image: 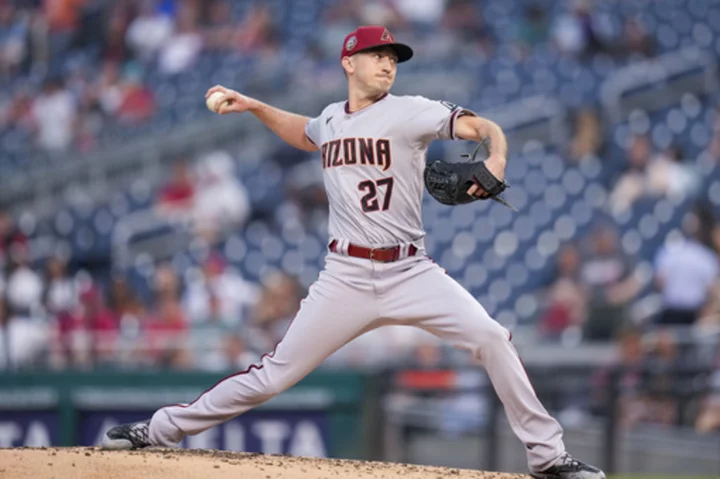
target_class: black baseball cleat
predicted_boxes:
[530,453,606,479]
[101,419,151,450]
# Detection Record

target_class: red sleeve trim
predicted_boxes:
[450,109,477,140]
[449,108,462,141]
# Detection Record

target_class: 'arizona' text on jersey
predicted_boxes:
[305,94,474,248]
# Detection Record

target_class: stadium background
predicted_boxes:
[0,0,719,476]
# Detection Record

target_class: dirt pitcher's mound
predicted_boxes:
[0,447,529,479]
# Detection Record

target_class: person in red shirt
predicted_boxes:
[56,285,118,367]
[143,263,190,368]
[0,211,27,267]
[156,160,196,219]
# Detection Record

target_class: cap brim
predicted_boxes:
[389,43,413,63]
[356,43,414,63]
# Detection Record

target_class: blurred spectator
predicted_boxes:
[158,1,202,74]
[115,65,156,124]
[152,261,181,301]
[709,104,720,159]
[698,287,720,328]
[0,294,49,370]
[538,243,586,339]
[96,60,123,116]
[612,138,699,214]
[280,159,328,230]
[0,297,7,367]
[695,352,720,433]
[516,3,550,54]
[88,59,155,125]
[56,285,119,367]
[411,339,444,369]
[608,134,652,215]
[594,327,685,430]
[360,1,407,31]
[42,254,76,315]
[198,332,257,372]
[633,330,679,426]
[235,4,283,58]
[107,275,145,336]
[70,0,107,52]
[202,0,237,52]
[610,329,645,410]
[579,223,641,341]
[393,0,445,27]
[0,210,27,268]
[100,4,132,63]
[156,159,196,218]
[125,0,173,62]
[646,145,699,200]
[146,293,191,368]
[552,0,609,59]
[249,272,302,351]
[619,16,654,58]
[183,251,259,327]
[318,0,363,58]
[192,151,250,243]
[108,275,144,321]
[654,205,720,326]
[106,275,146,365]
[144,263,190,368]
[45,0,87,34]
[30,77,77,152]
[1,88,35,131]
[5,246,43,317]
[0,3,29,77]
[441,0,493,56]
[568,108,602,163]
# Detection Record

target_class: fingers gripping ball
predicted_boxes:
[206,91,228,113]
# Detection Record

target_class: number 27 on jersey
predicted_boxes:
[358,177,394,213]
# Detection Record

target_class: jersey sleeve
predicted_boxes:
[404,96,477,144]
[304,115,322,147]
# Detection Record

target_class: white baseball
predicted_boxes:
[206,91,227,113]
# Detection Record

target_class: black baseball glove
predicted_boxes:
[424,140,516,210]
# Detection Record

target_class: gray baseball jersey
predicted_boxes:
[305,94,474,247]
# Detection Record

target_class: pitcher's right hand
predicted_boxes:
[205,85,258,115]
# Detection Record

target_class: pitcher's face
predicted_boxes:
[345,47,398,95]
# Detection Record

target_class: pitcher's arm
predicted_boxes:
[206,85,318,152]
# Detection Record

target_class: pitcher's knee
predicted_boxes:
[474,320,511,350]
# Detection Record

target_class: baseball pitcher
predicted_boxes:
[103,26,605,479]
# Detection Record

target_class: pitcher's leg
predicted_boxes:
[420,313,565,471]
[384,261,565,471]
[149,266,379,446]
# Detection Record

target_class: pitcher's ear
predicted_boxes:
[342,56,354,75]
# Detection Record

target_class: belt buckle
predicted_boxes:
[369,248,377,262]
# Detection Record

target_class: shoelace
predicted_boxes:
[127,422,149,446]
[558,454,583,468]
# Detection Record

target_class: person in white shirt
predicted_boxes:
[655,205,720,326]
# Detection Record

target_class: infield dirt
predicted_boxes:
[0,447,530,478]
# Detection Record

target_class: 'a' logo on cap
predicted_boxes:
[381,29,393,42]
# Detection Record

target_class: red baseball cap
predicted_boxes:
[341,26,413,63]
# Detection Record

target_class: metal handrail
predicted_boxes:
[600,46,718,123]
